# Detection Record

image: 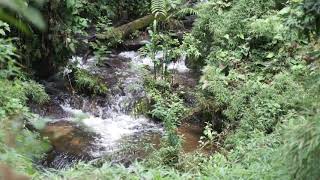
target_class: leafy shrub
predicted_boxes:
[283,114,320,180]
[74,69,108,95]
[280,68,320,180]
[143,76,186,166]
[0,80,49,118]
[36,162,195,180]
[0,34,50,177]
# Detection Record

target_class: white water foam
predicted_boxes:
[118,51,189,73]
[61,103,162,157]
[59,50,186,158]
[69,56,97,70]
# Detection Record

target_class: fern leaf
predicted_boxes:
[151,0,167,19]
[176,7,198,17]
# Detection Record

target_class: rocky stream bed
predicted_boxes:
[31,50,203,169]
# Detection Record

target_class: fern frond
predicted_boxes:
[151,0,167,19]
[175,7,198,18]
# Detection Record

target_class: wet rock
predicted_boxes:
[120,34,150,51]
[44,73,68,93]
[121,39,149,51]
[29,99,67,119]
[103,56,129,69]
[41,121,98,156]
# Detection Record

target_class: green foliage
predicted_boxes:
[284,115,320,180]
[200,131,284,179]
[0,37,22,78]
[188,0,277,69]
[22,80,50,104]
[0,29,51,180]
[189,0,320,179]
[144,77,186,127]
[141,31,182,79]
[199,122,217,147]
[142,75,187,166]
[91,28,122,60]
[151,0,197,30]
[180,33,201,70]
[0,80,49,117]
[151,0,167,19]
[1,0,319,179]
[281,0,320,37]
[107,0,151,21]
[201,68,305,134]
[0,0,45,33]
[150,89,186,127]
[0,36,50,178]
[0,128,50,175]
[16,0,120,77]
[151,0,188,19]
[281,68,320,180]
[36,162,196,180]
[74,69,108,95]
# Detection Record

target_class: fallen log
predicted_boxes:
[97,14,154,40]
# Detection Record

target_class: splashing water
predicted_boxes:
[42,51,170,169]
[118,51,189,73]
[60,103,162,157]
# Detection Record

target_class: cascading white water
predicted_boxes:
[54,51,165,159]
[43,50,192,168]
[60,103,162,157]
[118,51,189,73]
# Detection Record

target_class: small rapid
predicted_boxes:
[60,103,162,157]
[118,51,189,73]
[38,50,197,169]
[40,51,166,169]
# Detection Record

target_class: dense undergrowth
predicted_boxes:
[0,32,50,178]
[0,0,319,179]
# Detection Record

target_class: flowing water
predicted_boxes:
[38,51,202,169]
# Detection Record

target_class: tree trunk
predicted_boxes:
[97,14,154,40]
[34,1,55,78]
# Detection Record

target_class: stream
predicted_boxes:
[33,50,202,169]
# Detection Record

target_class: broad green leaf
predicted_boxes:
[0,0,45,30]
